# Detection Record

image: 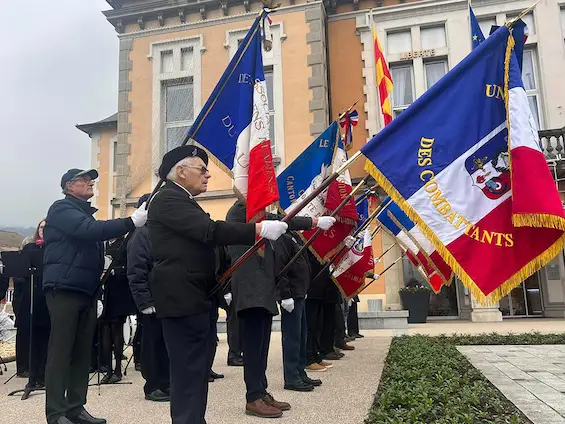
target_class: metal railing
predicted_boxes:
[541,127,565,204]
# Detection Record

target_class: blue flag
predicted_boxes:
[277,122,338,214]
[361,24,565,302]
[356,195,369,228]
[470,6,485,50]
[187,14,262,169]
[489,19,527,72]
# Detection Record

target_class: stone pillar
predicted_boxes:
[470,296,502,322]
[382,232,403,311]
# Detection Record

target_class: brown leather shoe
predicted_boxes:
[245,399,283,418]
[263,393,291,411]
[337,343,355,351]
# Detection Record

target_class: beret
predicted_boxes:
[158,145,209,179]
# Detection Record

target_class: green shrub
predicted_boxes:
[366,333,565,424]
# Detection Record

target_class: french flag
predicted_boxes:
[362,26,565,302]
[331,228,374,298]
[302,139,358,260]
[378,200,446,293]
[187,11,278,222]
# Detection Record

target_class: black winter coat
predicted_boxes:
[306,251,329,301]
[276,232,311,300]
[102,237,137,319]
[42,195,135,297]
[0,276,8,302]
[147,182,256,318]
[127,226,154,313]
[13,242,50,328]
[226,201,313,316]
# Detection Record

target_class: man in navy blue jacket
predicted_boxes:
[43,168,147,424]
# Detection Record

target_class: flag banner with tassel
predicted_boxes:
[361,25,565,303]
[277,122,338,217]
[302,138,358,261]
[384,200,453,287]
[186,11,278,223]
[377,199,445,293]
[331,228,374,299]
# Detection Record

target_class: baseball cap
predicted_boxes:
[60,169,99,190]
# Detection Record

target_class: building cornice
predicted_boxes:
[356,0,467,29]
[110,1,323,36]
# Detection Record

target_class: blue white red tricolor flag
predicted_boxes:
[302,139,358,260]
[187,11,278,223]
[331,228,374,299]
[362,26,565,302]
[339,110,359,150]
[377,199,447,293]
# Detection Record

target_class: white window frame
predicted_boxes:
[390,63,415,118]
[424,59,448,90]
[225,23,286,170]
[149,35,204,185]
[522,48,544,130]
[162,78,195,152]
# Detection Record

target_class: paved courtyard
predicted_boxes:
[0,333,390,424]
[459,345,565,424]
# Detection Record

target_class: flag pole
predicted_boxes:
[506,1,540,28]
[97,12,268,293]
[371,241,396,268]
[210,145,364,298]
[275,177,374,282]
[357,254,404,295]
[311,197,389,282]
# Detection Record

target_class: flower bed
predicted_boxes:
[366,333,565,424]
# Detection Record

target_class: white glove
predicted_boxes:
[316,216,336,230]
[130,202,148,228]
[224,293,232,306]
[348,299,353,307]
[97,300,103,319]
[344,235,356,248]
[281,298,295,313]
[260,221,288,241]
[141,306,156,315]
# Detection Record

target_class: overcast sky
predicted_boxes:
[0,0,117,227]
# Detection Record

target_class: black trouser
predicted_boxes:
[241,308,272,403]
[209,308,219,371]
[347,302,360,336]
[133,314,142,366]
[100,318,125,376]
[334,304,347,347]
[16,320,30,376]
[28,325,50,386]
[320,303,336,356]
[45,290,97,424]
[281,298,307,385]
[162,311,216,424]
[141,314,170,395]
[305,299,324,365]
[226,302,243,360]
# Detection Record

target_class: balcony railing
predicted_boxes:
[541,127,565,161]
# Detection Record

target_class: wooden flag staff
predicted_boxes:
[275,177,374,282]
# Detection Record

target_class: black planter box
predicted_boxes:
[399,290,431,324]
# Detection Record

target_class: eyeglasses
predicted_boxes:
[70,176,93,184]
[184,165,209,175]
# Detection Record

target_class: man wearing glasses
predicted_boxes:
[43,169,148,424]
[148,145,289,424]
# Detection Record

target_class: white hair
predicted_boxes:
[166,156,200,181]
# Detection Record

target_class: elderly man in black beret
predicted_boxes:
[148,145,289,424]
